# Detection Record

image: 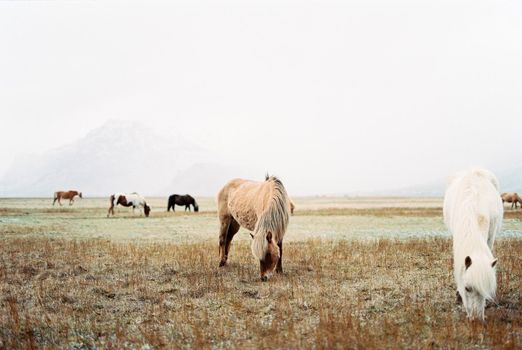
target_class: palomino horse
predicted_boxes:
[500,192,521,209]
[107,193,151,217]
[443,169,502,320]
[167,194,199,212]
[53,190,82,206]
[217,175,290,281]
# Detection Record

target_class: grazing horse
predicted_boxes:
[217,175,290,281]
[500,192,521,209]
[53,190,82,206]
[107,193,151,217]
[167,194,199,212]
[443,169,502,320]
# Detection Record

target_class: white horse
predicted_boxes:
[443,169,502,320]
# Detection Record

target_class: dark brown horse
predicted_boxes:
[167,194,199,212]
[53,190,82,206]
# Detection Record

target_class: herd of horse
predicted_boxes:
[52,169,512,321]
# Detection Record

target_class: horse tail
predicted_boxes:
[251,176,290,260]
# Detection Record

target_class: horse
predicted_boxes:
[289,199,295,215]
[500,192,521,209]
[53,190,82,206]
[443,169,502,320]
[217,175,290,281]
[167,194,199,212]
[107,192,151,217]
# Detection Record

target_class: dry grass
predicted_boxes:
[296,207,522,219]
[0,238,520,349]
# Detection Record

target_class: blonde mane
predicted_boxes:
[251,176,290,260]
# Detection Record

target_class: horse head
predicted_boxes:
[252,231,280,281]
[144,203,151,217]
[79,192,83,198]
[460,255,497,320]
[194,203,199,212]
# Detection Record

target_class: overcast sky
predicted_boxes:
[1,0,521,194]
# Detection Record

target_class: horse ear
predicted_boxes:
[491,258,498,268]
[266,231,272,243]
[465,256,472,270]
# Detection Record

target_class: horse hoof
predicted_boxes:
[219,261,226,267]
[261,276,268,282]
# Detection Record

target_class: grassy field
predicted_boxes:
[0,197,521,349]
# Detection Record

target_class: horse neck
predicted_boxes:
[453,224,493,262]
[254,180,289,243]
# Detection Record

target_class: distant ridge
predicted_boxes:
[163,162,260,197]
[0,120,213,197]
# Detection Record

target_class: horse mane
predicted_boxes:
[466,257,497,301]
[251,176,290,260]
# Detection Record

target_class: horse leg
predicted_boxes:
[276,240,283,273]
[53,197,57,206]
[58,198,62,206]
[219,216,232,267]
[69,198,73,206]
[224,219,240,263]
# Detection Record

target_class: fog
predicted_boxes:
[1,0,521,195]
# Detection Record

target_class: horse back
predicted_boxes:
[219,179,273,231]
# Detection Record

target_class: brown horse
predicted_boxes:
[501,192,522,209]
[217,175,290,281]
[53,190,82,206]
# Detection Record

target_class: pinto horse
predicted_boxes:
[107,193,151,217]
[217,175,290,281]
[500,192,521,209]
[443,169,502,320]
[53,190,82,206]
[167,194,199,212]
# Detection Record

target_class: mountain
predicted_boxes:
[0,120,215,197]
[164,162,261,196]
